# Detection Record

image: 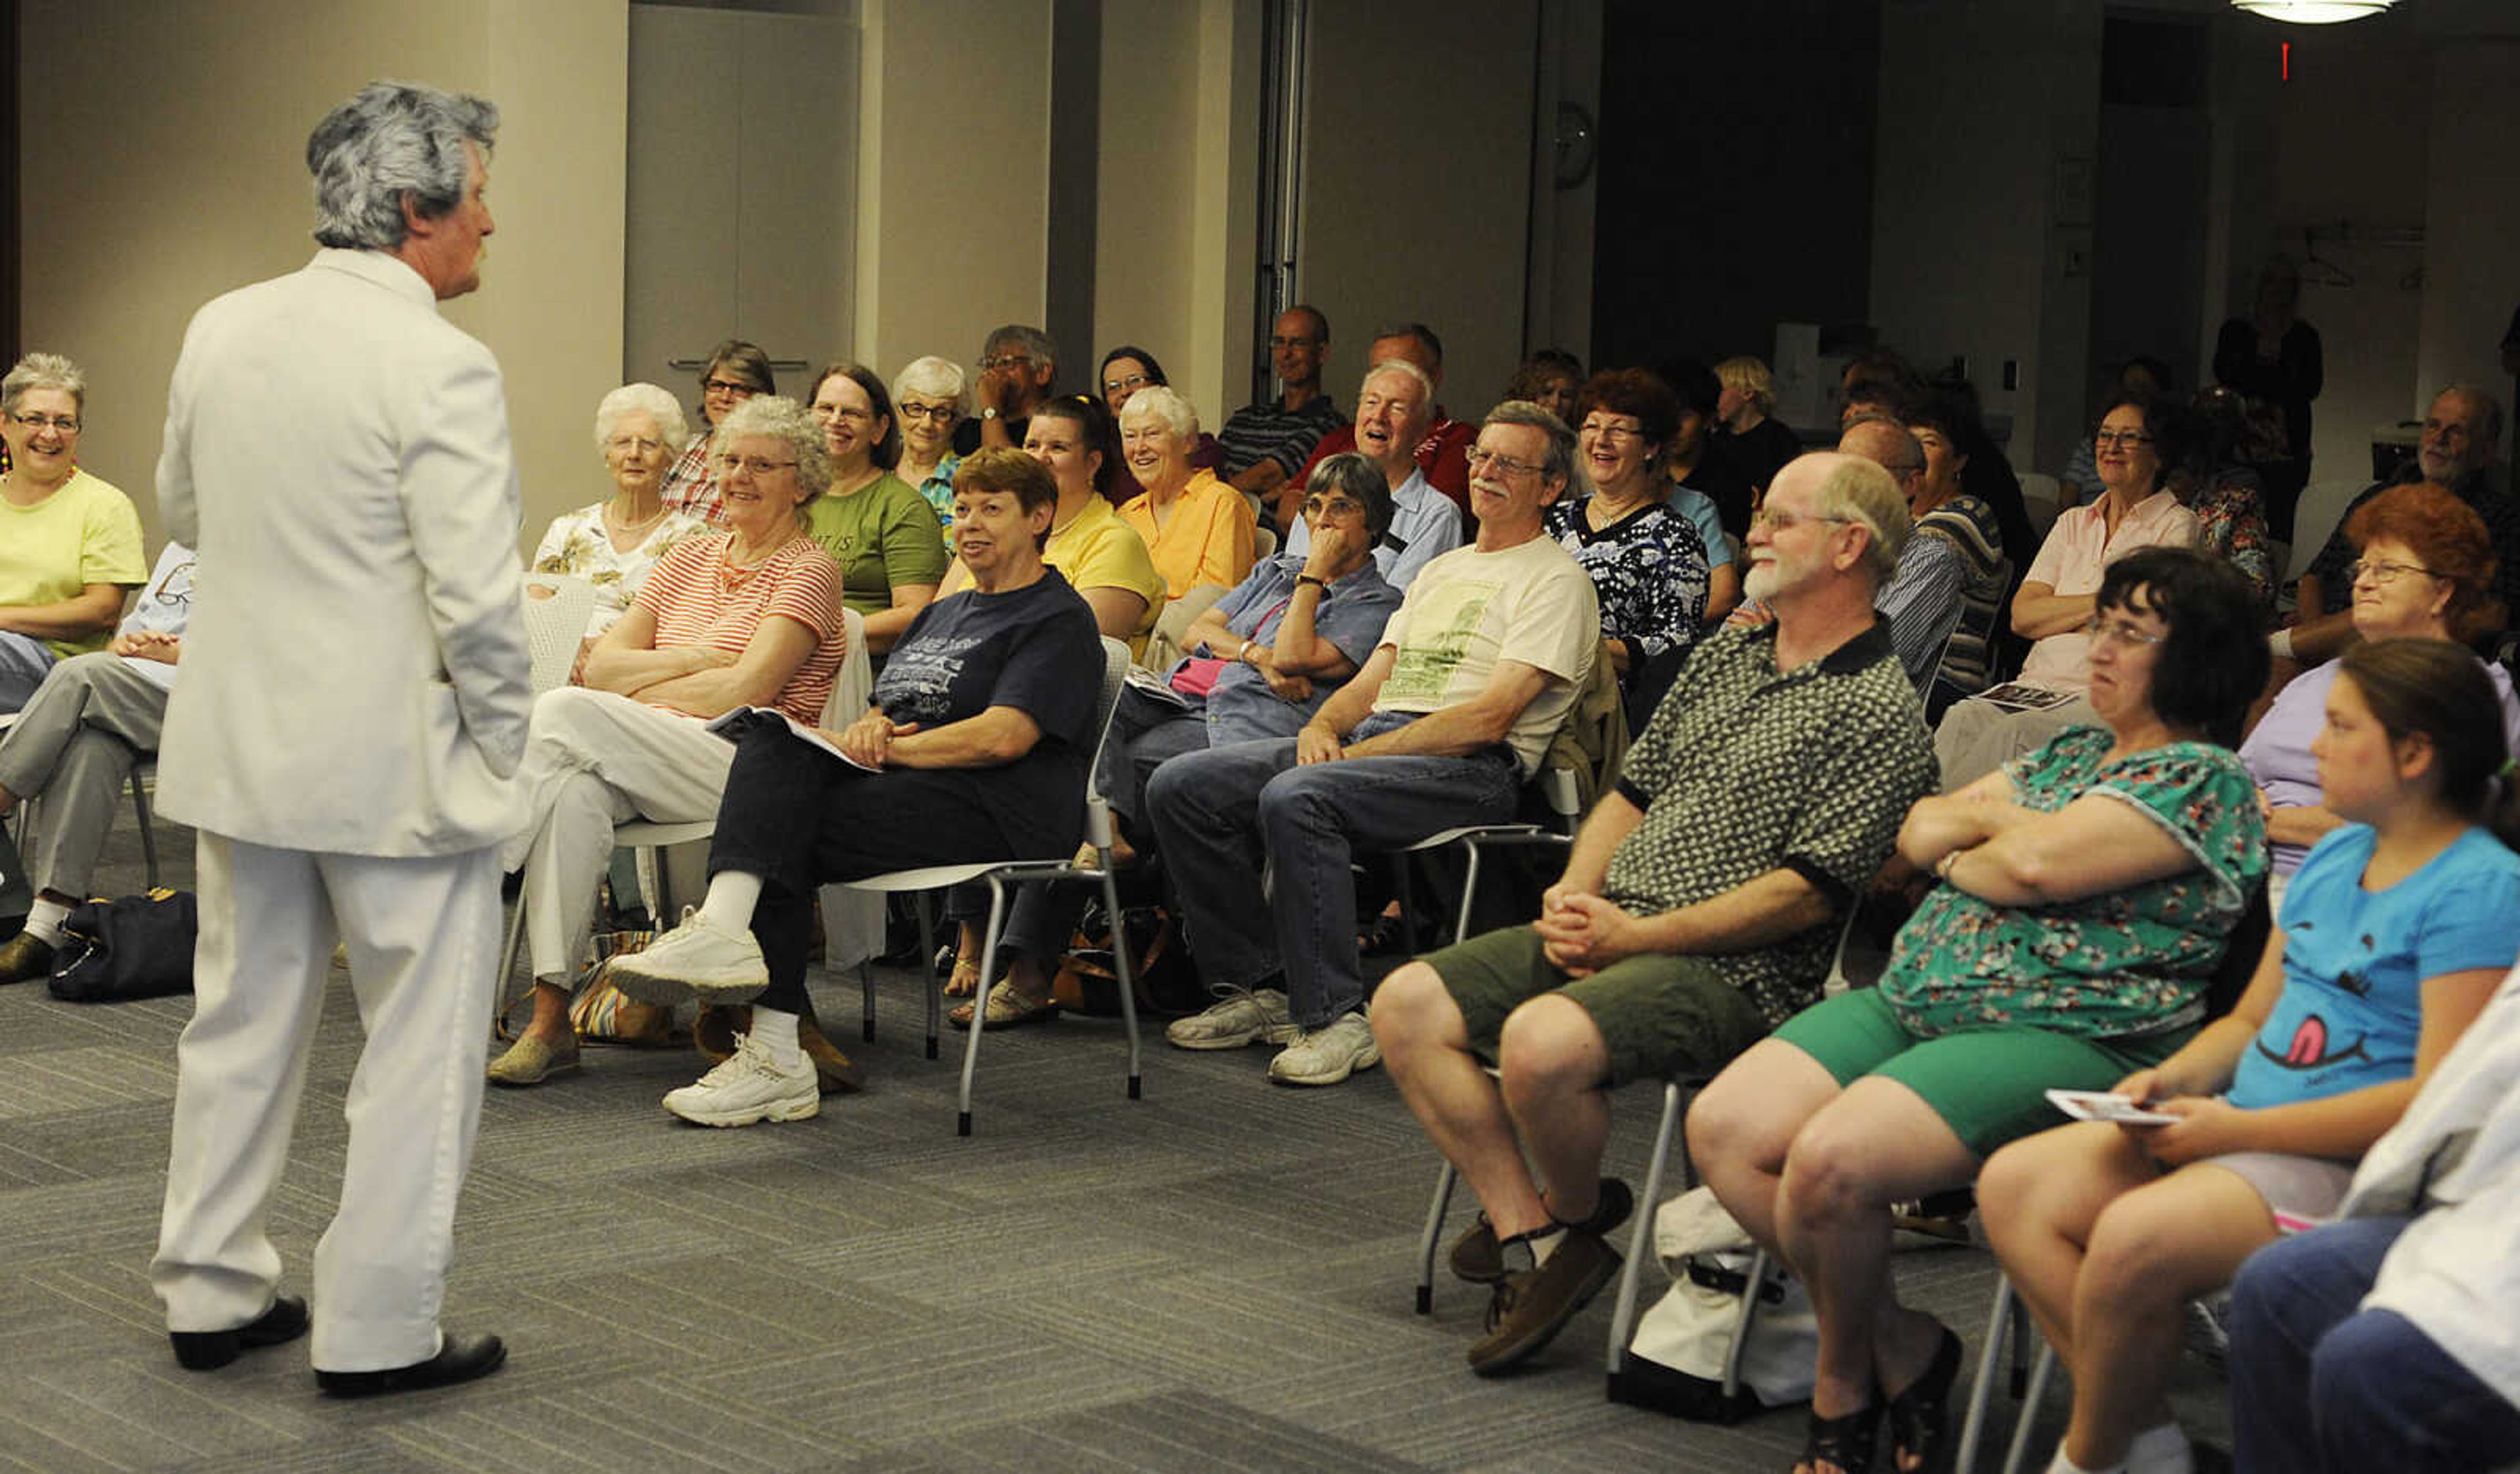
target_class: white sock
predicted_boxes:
[2124,1422,2192,1474]
[698,872,763,933]
[749,1006,801,1069]
[22,896,72,946]
[1526,1223,1566,1267]
[2047,1453,2123,1474]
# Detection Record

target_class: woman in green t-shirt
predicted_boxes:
[803,362,947,656]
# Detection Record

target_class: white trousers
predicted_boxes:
[152,832,501,1372]
[502,688,733,984]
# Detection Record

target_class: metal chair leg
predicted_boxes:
[954,879,1012,1135]
[1605,1082,1686,1375]
[1415,1162,1460,1315]
[1955,1276,2017,1474]
[1718,1246,1767,1400]
[1098,866,1142,1101]
[130,774,161,891]
[916,890,939,1059]
[2000,1342,2059,1474]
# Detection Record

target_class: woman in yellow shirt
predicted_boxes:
[1116,385,1255,600]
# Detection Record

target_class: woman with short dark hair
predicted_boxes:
[659,338,775,522]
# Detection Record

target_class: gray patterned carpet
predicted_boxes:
[0,820,2232,1472]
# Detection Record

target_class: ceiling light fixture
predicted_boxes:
[2233,1,2395,23]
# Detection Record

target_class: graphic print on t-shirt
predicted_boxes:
[1382,578,1500,702]
[877,634,984,726]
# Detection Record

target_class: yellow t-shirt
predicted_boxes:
[1046,495,1166,656]
[0,467,148,656]
[1118,469,1258,600]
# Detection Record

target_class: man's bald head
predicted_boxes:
[1838,416,1927,513]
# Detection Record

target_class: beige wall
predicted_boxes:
[20,0,627,555]
[1297,0,1539,420]
[854,0,1054,383]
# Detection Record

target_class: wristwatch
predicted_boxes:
[979,406,1000,421]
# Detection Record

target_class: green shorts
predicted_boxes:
[1771,988,2192,1157]
[1424,925,1771,1087]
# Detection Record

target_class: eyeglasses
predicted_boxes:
[978,354,1034,371]
[9,411,79,433]
[810,404,873,424]
[898,401,959,423]
[2089,615,2166,650]
[605,435,664,454]
[1582,419,1644,443]
[2094,429,2154,449]
[1102,373,1152,398]
[1303,494,1368,518]
[1749,508,1851,534]
[713,453,797,478]
[701,377,755,397]
[1465,447,1545,477]
[2347,557,2441,586]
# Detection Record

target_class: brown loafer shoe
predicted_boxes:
[0,930,56,986]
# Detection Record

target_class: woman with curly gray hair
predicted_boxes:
[0,352,148,711]
[487,394,849,1088]
[531,383,707,647]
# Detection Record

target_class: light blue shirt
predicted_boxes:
[1284,466,1462,589]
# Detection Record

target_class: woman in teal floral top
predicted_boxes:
[1687,547,2270,1474]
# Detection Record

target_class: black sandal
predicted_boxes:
[1883,1326,1963,1474]
[1796,1397,1881,1474]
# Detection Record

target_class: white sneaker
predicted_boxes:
[1267,1011,1381,1086]
[662,1032,819,1127]
[1165,987,1296,1050]
[607,909,768,1007]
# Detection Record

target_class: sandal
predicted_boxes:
[1883,1326,1963,1474]
[1796,1397,1882,1474]
[948,988,1060,1030]
[1358,906,1410,956]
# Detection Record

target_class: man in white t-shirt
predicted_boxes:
[0,541,196,979]
[1146,402,1598,1087]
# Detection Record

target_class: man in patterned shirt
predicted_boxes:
[1373,452,1937,1376]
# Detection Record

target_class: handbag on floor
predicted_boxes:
[47,887,198,1003]
[1051,900,1201,1017]
[1610,1185,1818,1423]
[567,929,686,1047]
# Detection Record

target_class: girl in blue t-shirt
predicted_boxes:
[1976,637,2520,1474]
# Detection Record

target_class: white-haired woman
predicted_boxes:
[487,395,847,1087]
[892,354,967,533]
[1117,385,1256,600]
[531,383,708,658]
[0,352,148,713]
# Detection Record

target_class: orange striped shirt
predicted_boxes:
[633,532,844,723]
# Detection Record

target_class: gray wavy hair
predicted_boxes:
[306,81,499,251]
[1119,384,1200,442]
[2,352,85,415]
[892,356,969,415]
[593,383,690,457]
[714,395,833,509]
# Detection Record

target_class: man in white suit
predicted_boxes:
[149,81,530,1397]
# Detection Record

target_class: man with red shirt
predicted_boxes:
[1282,323,1477,528]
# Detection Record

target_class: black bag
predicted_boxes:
[47,888,198,1003]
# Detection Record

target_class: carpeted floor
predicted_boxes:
[0,818,2233,1472]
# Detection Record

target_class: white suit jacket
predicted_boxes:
[156,249,530,856]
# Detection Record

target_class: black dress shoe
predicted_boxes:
[316,1332,506,1397]
[0,930,56,986]
[170,1294,310,1370]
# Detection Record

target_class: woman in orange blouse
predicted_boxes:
[1115,385,1255,599]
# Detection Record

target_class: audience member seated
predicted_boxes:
[1116,385,1256,600]
[0,352,146,713]
[1218,306,1346,508]
[1904,389,2011,711]
[891,355,967,533]
[801,361,946,656]
[1980,637,2520,1474]
[1839,416,1962,692]
[1846,352,2038,578]
[2289,384,2519,667]
[954,324,1059,457]
[0,541,196,982]
[2242,484,2520,910]
[936,395,1162,655]
[1714,354,1803,494]
[1097,345,1220,469]
[604,448,1106,1126]
[1287,324,1478,527]
[1150,403,1598,1089]
[1659,355,1756,551]
[1505,348,1584,427]
[1282,358,1463,589]
[973,454,1404,1026]
[1687,547,2269,1474]
[658,338,772,524]
[2180,385,2278,618]
[1551,369,1710,726]
[531,383,708,660]
[1935,392,2203,788]
[2061,358,2174,505]
[1373,452,1933,1376]
[484,396,846,1089]
[2226,958,2520,1473]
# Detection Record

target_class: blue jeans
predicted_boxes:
[2227,1215,2520,1472]
[1141,714,1521,1028]
[0,630,58,713]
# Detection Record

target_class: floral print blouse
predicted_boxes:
[1544,495,1710,679]
[532,501,709,639]
[1880,726,2267,1041]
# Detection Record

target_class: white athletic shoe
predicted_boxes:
[661,1032,819,1127]
[606,909,768,1007]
